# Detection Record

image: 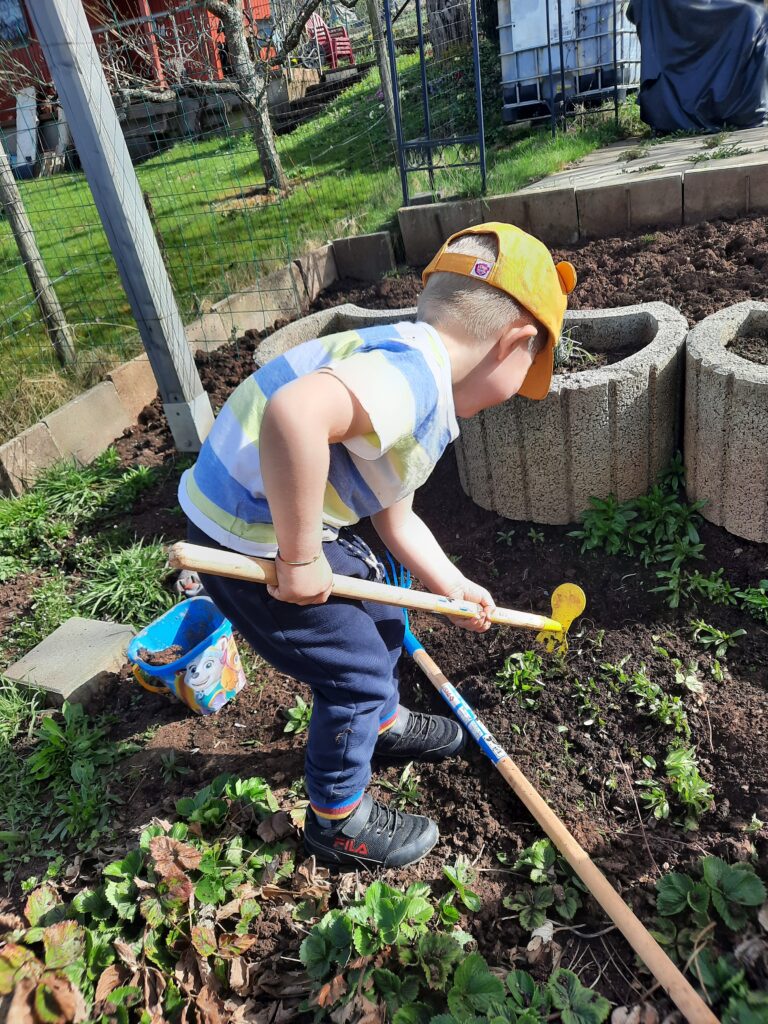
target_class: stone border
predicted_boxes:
[455,303,688,524]
[685,301,768,543]
[396,158,768,264]
[185,232,394,351]
[0,355,158,496]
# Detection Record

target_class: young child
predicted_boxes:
[179,222,576,868]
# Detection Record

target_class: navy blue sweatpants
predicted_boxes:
[186,521,405,820]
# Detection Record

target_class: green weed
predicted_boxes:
[443,855,482,911]
[691,619,746,659]
[495,650,544,708]
[0,677,41,746]
[736,579,768,624]
[283,693,312,734]
[379,761,421,809]
[626,667,690,737]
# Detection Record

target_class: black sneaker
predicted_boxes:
[374,706,465,763]
[304,793,438,868]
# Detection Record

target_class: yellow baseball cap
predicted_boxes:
[421,222,577,400]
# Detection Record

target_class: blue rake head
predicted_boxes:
[384,553,423,656]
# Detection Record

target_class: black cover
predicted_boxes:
[627,0,768,132]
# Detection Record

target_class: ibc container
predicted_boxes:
[497,0,640,123]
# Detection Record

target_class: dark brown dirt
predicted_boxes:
[138,644,185,666]
[729,332,768,366]
[310,212,768,328]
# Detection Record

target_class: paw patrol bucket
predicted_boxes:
[127,597,246,715]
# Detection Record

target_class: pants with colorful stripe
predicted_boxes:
[186,521,404,821]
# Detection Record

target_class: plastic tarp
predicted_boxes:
[626,0,768,132]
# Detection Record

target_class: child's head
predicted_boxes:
[417,223,576,417]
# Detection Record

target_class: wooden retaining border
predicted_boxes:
[0,233,397,496]
[397,157,768,264]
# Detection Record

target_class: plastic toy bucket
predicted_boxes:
[127,597,246,715]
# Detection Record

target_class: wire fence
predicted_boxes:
[0,0,638,445]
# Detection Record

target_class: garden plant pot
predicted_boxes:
[456,303,688,524]
[127,597,246,715]
[685,300,768,543]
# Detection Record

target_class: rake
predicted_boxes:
[384,556,717,1024]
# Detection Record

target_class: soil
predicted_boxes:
[729,332,768,366]
[309,212,768,329]
[553,345,638,375]
[5,211,768,1015]
[138,644,185,666]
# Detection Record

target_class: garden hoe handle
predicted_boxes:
[407,642,719,1024]
[168,543,563,633]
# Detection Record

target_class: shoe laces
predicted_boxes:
[369,798,402,838]
[403,710,436,742]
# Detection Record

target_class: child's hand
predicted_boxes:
[268,552,333,605]
[444,577,496,632]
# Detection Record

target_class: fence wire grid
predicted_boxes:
[0,0,638,445]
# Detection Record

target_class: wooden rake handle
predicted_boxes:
[168,543,562,633]
[409,645,719,1024]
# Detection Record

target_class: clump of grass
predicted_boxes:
[3,573,76,658]
[0,677,42,746]
[77,541,174,625]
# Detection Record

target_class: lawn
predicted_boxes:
[0,50,624,418]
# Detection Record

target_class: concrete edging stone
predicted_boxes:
[684,301,768,542]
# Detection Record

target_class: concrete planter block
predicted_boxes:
[255,302,417,366]
[684,165,751,224]
[685,301,768,542]
[0,422,63,496]
[44,381,132,465]
[577,174,683,240]
[398,198,484,266]
[482,188,579,245]
[331,232,395,282]
[455,303,688,524]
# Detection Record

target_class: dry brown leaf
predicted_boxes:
[94,964,125,1003]
[196,983,227,1024]
[143,966,167,1016]
[34,971,88,1024]
[217,934,258,959]
[113,939,139,971]
[174,947,203,997]
[330,992,382,1024]
[314,973,347,1008]
[149,836,202,880]
[215,898,242,922]
[759,900,768,932]
[0,914,26,934]
[229,957,250,997]
[7,975,35,1024]
[254,968,312,999]
[256,811,294,843]
[260,885,293,903]
[612,1006,659,1024]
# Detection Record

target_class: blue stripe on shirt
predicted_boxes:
[193,442,272,523]
[328,443,383,516]
[255,354,300,399]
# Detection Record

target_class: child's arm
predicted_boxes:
[260,372,374,605]
[372,496,496,632]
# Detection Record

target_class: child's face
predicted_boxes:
[453,323,540,418]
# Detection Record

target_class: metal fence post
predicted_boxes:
[27,0,214,452]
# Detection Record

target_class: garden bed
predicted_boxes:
[1,215,768,1023]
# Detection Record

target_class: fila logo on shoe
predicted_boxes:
[333,837,369,856]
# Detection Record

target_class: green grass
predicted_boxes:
[0,50,627,414]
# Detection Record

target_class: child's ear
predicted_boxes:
[496,323,538,362]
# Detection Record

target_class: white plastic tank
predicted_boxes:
[497,0,640,122]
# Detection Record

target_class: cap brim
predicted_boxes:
[517,337,554,400]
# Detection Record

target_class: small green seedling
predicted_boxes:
[496,528,516,546]
[379,762,421,809]
[443,855,482,911]
[161,751,190,783]
[496,651,544,708]
[736,579,768,624]
[528,528,544,544]
[284,694,312,734]
[691,619,746,658]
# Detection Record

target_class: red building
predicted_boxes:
[0,0,272,133]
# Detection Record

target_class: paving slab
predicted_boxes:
[6,617,135,706]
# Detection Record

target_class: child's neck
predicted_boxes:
[431,324,491,386]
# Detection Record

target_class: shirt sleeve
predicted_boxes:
[320,347,433,460]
